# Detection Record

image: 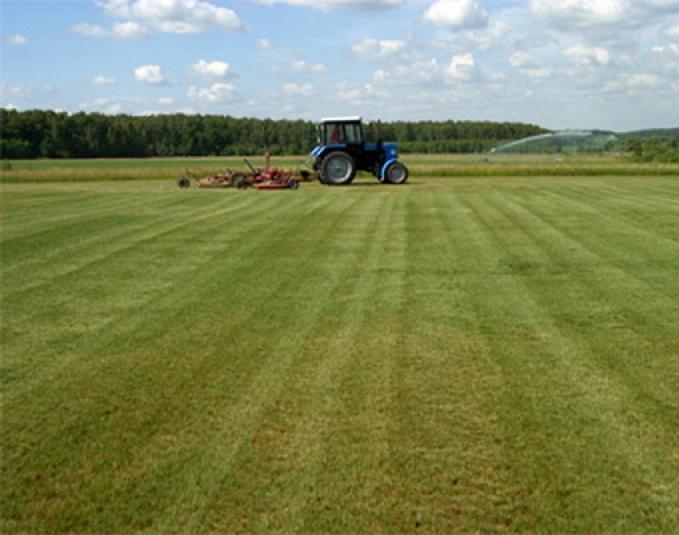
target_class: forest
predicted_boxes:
[0,109,546,159]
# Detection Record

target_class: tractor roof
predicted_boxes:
[319,116,362,124]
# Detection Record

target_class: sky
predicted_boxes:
[1,0,678,131]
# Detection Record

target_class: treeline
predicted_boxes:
[0,109,546,159]
[625,137,679,163]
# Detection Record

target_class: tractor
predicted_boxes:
[310,116,408,186]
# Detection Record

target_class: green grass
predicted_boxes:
[2,172,679,532]
[3,153,679,182]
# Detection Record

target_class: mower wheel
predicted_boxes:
[320,151,356,186]
[233,173,250,189]
[177,176,191,188]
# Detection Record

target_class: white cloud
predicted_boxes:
[256,0,401,10]
[7,34,28,45]
[468,22,510,50]
[663,22,679,38]
[628,73,661,87]
[652,43,679,55]
[104,103,123,114]
[530,0,626,29]
[158,97,174,105]
[509,51,537,68]
[520,67,553,78]
[111,21,148,38]
[191,60,232,79]
[92,75,117,85]
[73,23,109,37]
[290,60,328,73]
[373,59,442,86]
[79,97,127,114]
[3,103,18,110]
[281,82,313,96]
[373,69,388,82]
[445,52,477,80]
[72,21,148,38]
[508,51,553,78]
[336,81,385,102]
[530,0,679,32]
[257,38,272,50]
[0,84,28,100]
[187,82,235,102]
[351,38,406,59]
[134,64,166,84]
[604,72,665,94]
[424,0,489,31]
[94,0,242,33]
[394,59,441,83]
[563,45,611,65]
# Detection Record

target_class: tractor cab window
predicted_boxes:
[344,123,363,144]
[324,123,343,144]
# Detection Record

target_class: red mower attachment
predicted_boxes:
[177,153,310,190]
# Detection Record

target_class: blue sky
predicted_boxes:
[1,0,678,131]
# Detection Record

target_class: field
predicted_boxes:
[2,155,679,532]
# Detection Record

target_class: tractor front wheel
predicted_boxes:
[320,152,356,186]
[384,161,409,185]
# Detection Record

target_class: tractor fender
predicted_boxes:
[310,144,347,160]
[380,158,400,181]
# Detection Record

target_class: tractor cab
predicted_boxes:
[317,117,364,146]
[311,116,408,186]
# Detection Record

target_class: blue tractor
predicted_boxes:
[310,116,409,186]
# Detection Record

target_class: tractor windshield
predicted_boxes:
[321,122,364,145]
[344,123,363,144]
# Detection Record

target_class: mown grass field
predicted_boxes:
[2,157,679,532]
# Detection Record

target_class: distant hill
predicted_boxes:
[619,128,679,139]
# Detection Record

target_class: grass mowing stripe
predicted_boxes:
[188,193,394,532]
[1,192,262,289]
[290,194,404,531]
[492,187,679,405]
[1,192,195,267]
[378,190,512,532]
[102,192,369,532]
[544,182,679,247]
[1,193,313,391]
[1,192,361,532]
[497,187,679,410]
[0,188,176,242]
[505,192,679,437]
[460,191,678,530]
[0,193,275,386]
[520,185,679,304]
[0,192,163,241]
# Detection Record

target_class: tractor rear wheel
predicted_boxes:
[320,152,356,186]
[384,161,409,185]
